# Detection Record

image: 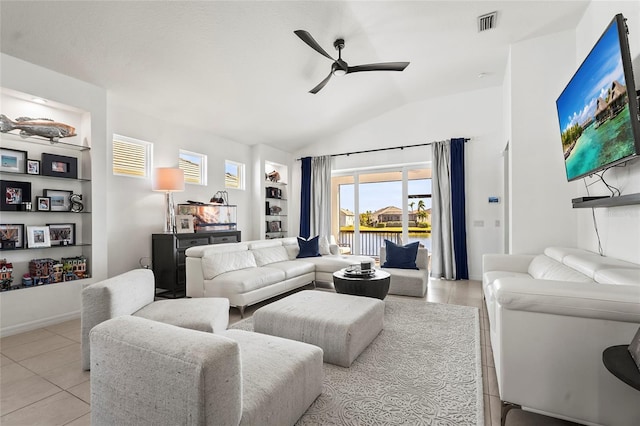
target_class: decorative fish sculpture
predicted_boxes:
[0,114,76,140]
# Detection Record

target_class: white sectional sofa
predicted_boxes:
[186,237,374,316]
[482,247,640,426]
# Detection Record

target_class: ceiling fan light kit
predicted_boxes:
[294,30,410,93]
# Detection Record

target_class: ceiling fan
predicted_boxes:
[294,30,410,94]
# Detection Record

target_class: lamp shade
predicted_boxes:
[152,168,185,192]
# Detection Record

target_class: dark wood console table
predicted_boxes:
[602,345,640,391]
[152,230,241,298]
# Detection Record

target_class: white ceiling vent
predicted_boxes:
[478,12,498,32]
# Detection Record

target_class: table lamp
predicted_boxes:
[152,167,185,233]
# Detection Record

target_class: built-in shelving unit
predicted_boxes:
[0,89,92,292]
[572,193,640,208]
[264,161,288,239]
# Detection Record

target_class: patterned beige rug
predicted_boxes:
[231,295,483,425]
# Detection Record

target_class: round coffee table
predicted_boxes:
[332,268,391,300]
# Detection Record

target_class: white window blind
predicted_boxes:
[225,160,245,190]
[112,135,152,178]
[179,149,207,185]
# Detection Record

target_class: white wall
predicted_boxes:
[574,2,640,264]
[106,102,254,276]
[508,30,580,254]
[297,86,505,280]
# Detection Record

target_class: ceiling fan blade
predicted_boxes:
[294,30,335,61]
[347,62,410,73]
[309,72,333,94]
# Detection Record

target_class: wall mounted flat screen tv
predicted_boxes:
[556,13,640,182]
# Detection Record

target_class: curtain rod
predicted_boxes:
[295,138,471,161]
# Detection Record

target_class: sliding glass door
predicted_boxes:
[332,166,430,258]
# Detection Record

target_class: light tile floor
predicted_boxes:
[1,279,574,425]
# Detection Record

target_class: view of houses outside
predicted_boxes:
[336,170,431,256]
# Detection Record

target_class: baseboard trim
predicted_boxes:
[0,310,81,338]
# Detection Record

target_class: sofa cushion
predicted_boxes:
[594,268,640,286]
[301,255,372,273]
[382,268,428,297]
[202,250,257,280]
[267,260,315,279]
[297,236,321,258]
[248,240,283,250]
[187,243,249,258]
[528,255,594,283]
[252,246,290,267]
[544,247,592,263]
[563,253,640,279]
[207,267,286,294]
[382,240,419,269]
[285,244,300,260]
[483,271,530,291]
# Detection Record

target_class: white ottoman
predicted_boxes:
[253,290,384,367]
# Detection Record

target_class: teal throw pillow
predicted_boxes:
[297,236,321,258]
[382,240,419,269]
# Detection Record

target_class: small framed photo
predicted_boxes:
[47,223,75,246]
[27,159,40,175]
[27,225,51,248]
[175,215,194,234]
[0,148,27,174]
[41,153,78,179]
[1,180,32,211]
[36,196,51,211]
[0,224,24,249]
[268,221,282,232]
[43,189,72,211]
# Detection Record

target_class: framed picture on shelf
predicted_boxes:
[1,180,31,211]
[41,153,78,179]
[0,224,24,249]
[36,196,51,211]
[0,148,27,173]
[47,223,75,246]
[268,221,282,233]
[27,225,51,248]
[44,189,72,211]
[27,159,40,175]
[175,215,194,234]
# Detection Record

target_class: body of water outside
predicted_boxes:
[338,231,431,258]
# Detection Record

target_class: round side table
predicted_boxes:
[332,268,391,300]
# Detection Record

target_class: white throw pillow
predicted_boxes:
[318,236,331,256]
[252,246,290,267]
[202,250,257,280]
[285,244,300,260]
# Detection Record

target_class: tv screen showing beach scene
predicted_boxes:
[556,14,640,182]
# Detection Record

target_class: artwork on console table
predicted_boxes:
[27,226,51,248]
[0,148,27,174]
[41,153,78,179]
[47,223,75,246]
[175,215,194,234]
[0,224,24,249]
[44,189,72,211]
[1,180,31,211]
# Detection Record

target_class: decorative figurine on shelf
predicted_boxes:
[28,258,56,286]
[62,256,87,279]
[0,114,77,141]
[267,170,280,182]
[270,205,282,215]
[70,193,84,212]
[0,259,14,291]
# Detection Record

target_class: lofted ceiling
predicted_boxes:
[0,1,589,152]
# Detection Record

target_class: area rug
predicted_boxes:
[231,296,483,425]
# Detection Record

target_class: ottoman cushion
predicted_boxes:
[253,290,384,367]
[220,329,323,426]
[134,297,229,333]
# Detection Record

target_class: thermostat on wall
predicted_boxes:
[488,197,500,204]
